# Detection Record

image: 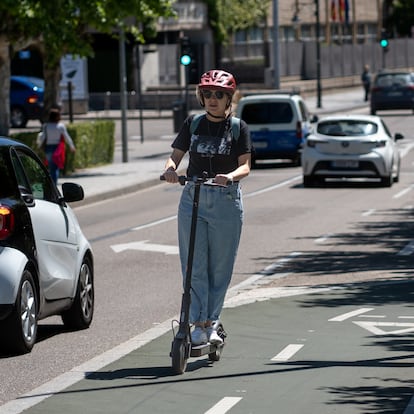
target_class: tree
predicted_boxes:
[203,0,271,66]
[0,0,175,135]
[385,0,414,37]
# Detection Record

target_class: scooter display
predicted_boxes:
[160,174,227,374]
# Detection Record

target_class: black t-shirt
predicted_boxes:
[172,114,251,178]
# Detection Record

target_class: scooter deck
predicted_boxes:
[190,342,224,357]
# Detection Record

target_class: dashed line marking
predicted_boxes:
[271,344,304,361]
[315,234,332,244]
[362,209,376,216]
[204,397,243,414]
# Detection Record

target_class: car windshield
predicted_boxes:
[317,120,378,136]
[241,102,294,124]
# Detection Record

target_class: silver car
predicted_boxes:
[0,137,94,354]
[301,114,404,187]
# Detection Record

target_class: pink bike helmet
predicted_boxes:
[198,70,236,94]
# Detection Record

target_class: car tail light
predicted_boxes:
[0,205,14,240]
[26,95,39,104]
[296,121,302,139]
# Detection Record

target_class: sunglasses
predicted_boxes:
[201,90,226,100]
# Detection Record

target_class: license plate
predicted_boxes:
[387,91,403,97]
[253,141,268,148]
[331,160,359,168]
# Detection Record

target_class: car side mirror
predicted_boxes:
[394,133,404,141]
[62,182,84,202]
[310,114,319,123]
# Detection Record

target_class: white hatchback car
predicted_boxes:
[301,114,404,187]
[0,137,94,354]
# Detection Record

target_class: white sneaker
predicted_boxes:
[191,326,207,345]
[206,326,223,345]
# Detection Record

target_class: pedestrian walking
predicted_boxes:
[162,69,252,345]
[37,108,76,184]
[361,64,371,102]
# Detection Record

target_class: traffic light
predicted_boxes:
[180,37,192,66]
[380,30,389,52]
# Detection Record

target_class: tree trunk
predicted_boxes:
[0,36,10,136]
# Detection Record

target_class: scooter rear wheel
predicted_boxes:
[171,338,189,374]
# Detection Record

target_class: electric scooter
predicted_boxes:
[160,174,227,374]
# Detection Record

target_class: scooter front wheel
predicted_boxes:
[171,338,190,374]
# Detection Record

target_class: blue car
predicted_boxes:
[10,76,44,128]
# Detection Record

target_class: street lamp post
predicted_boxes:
[273,0,280,89]
[315,0,322,108]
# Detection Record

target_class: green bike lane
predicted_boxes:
[6,280,414,414]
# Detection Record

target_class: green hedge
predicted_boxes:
[11,120,115,175]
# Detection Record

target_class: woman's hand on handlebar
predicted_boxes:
[161,168,179,184]
[214,173,233,186]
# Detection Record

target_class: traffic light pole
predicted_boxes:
[184,65,189,116]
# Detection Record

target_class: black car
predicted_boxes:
[370,71,414,115]
[0,137,94,354]
[10,76,44,128]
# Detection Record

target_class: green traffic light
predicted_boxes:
[180,54,191,66]
[380,39,389,48]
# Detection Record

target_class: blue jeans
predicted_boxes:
[45,144,59,184]
[178,182,243,324]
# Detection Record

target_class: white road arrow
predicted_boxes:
[353,321,414,336]
[111,240,179,255]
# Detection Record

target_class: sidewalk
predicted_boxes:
[60,87,368,205]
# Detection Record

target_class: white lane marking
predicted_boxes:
[358,315,386,318]
[400,141,414,158]
[244,175,301,198]
[204,397,243,414]
[329,308,374,321]
[393,185,414,199]
[399,316,414,319]
[397,240,414,256]
[271,344,304,361]
[260,252,302,275]
[111,240,179,255]
[362,209,376,216]
[315,234,331,244]
[353,321,414,335]
[132,215,177,231]
[403,395,414,414]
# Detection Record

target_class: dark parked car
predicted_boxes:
[10,76,44,128]
[0,137,94,354]
[370,71,414,115]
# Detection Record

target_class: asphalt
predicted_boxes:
[0,87,388,414]
[59,87,369,205]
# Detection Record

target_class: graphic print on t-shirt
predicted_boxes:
[190,133,231,156]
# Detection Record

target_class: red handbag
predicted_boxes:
[52,136,66,169]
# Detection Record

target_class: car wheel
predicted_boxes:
[10,106,28,128]
[303,175,315,188]
[1,270,38,354]
[61,256,94,329]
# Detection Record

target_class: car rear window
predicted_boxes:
[241,102,294,124]
[376,73,412,87]
[318,120,378,136]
